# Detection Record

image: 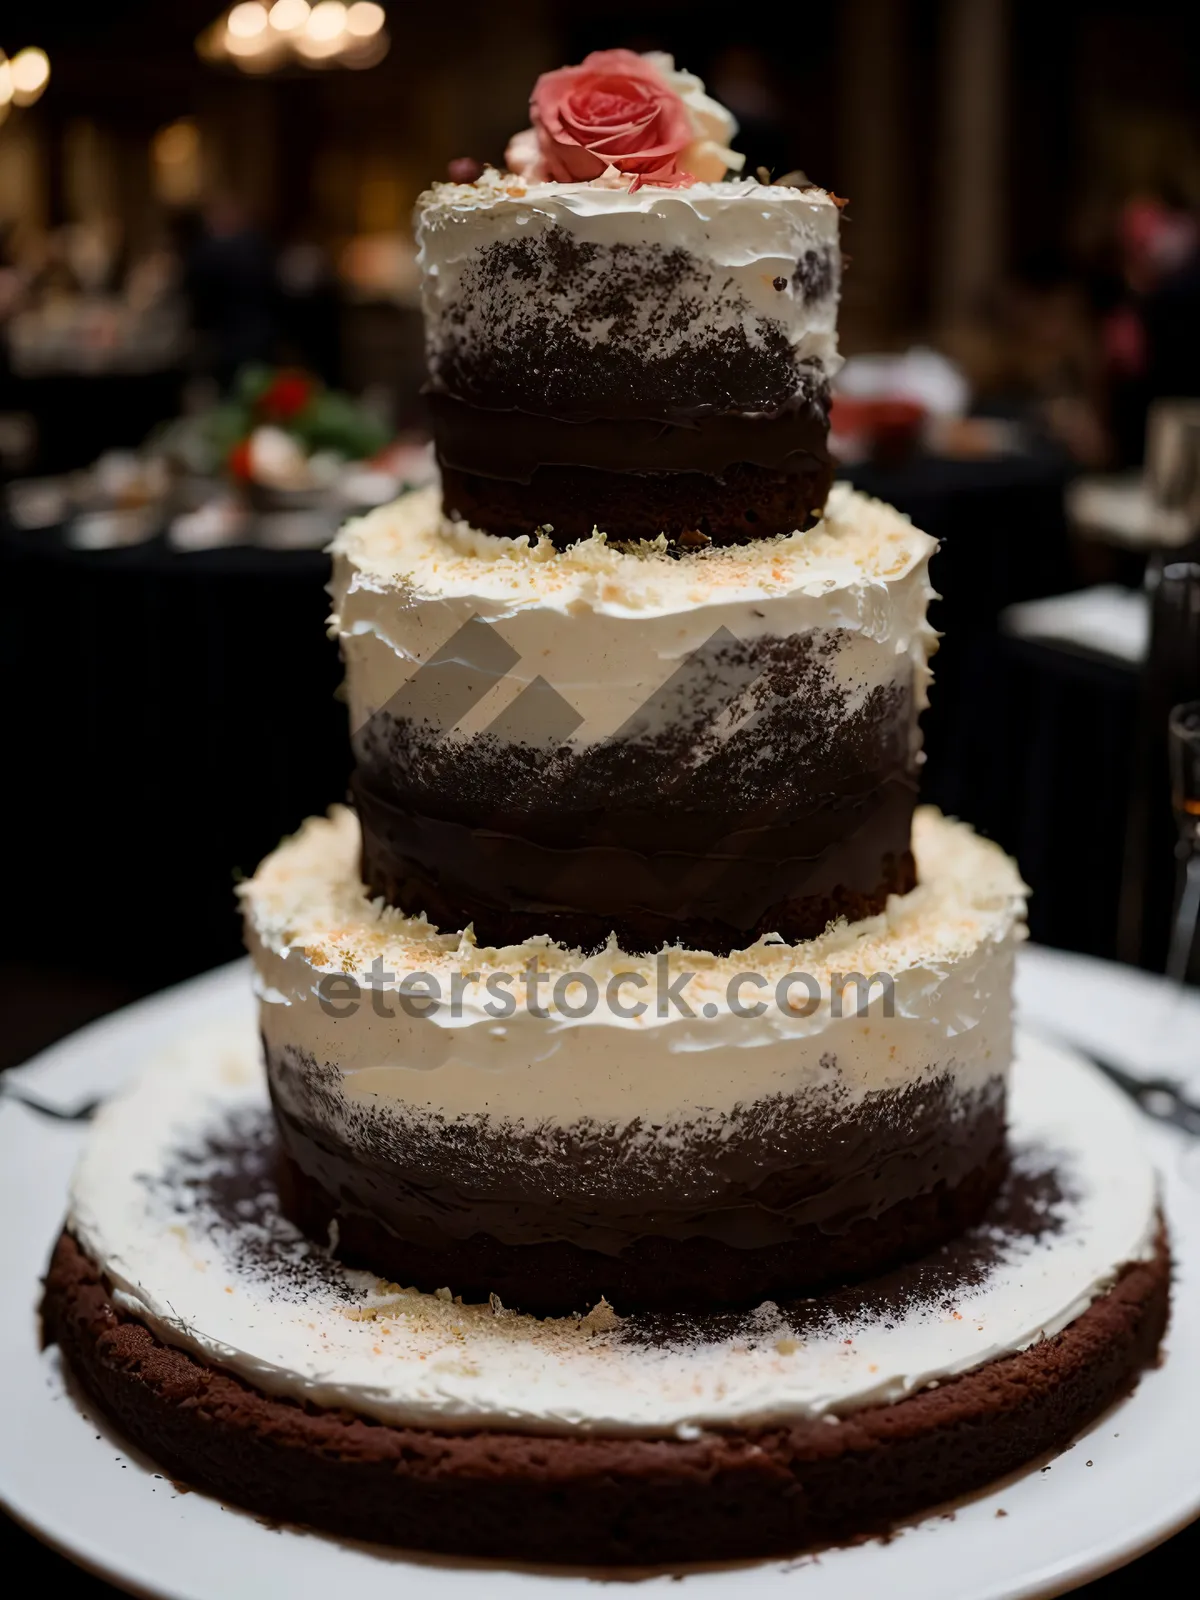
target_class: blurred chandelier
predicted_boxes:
[198,2,389,74]
[0,45,51,122]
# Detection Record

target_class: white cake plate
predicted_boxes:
[2,949,1199,1600]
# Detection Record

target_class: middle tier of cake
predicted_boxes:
[241,806,1025,1316]
[331,482,937,955]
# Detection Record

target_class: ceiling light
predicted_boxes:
[225,30,273,58]
[10,46,50,106]
[306,1,347,41]
[269,0,311,30]
[198,1,387,74]
[227,3,269,38]
[345,2,385,37]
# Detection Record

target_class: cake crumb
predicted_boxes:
[578,1296,621,1334]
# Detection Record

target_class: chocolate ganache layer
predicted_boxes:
[331,484,935,953]
[272,1066,1006,1315]
[240,807,1027,1318]
[430,389,834,549]
[351,746,917,957]
[416,173,842,545]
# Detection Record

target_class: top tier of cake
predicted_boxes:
[417,55,842,547]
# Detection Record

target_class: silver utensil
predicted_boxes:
[0,1083,102,1122]
[1040,1034,1200,1136]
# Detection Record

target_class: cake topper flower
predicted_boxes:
[505,50,744,190]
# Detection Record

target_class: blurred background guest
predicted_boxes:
[185,192,277,386]
[1101,193,1200,464]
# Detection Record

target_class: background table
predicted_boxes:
[0,370,189,476]
[0,525,349,995]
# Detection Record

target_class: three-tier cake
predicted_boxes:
[44,49,1168,1566]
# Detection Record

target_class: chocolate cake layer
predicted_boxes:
[350,627,920,955]
[354,772,916,954]
[429,388,833,546]
[269,1055,1006,1314]
[439,458,835,547]
[42,1227,1170,1565]
[428,389,832,479]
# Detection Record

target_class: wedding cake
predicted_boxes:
[45,50,1168,1565]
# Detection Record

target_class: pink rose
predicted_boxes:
[516,49,695,190]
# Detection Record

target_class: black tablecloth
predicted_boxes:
[845,454,1076,816]
[0,370,189,476]
[0,527,349,988]
[846,456,1149,960]
[947,633,1140,958]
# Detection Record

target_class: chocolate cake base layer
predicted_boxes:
[356,780,916,953]
[42,1228,1170,1566]
[427,385,835,549]
[267,1055,1008,1317]
[439,456,835,548]
[356,847,914,958]
[274,1132,1009,1318]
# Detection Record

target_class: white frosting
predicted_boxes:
[240,807,1024,1131]
[330,482,938,748]
[67,1026,1159,1436]
[416,171,842,380]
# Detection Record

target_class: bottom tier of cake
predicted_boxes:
[43,1023,1167,1566]
[43,1230,1168,1567]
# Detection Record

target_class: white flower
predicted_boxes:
[504,126,544,182]
[249,426,311,490]
[642,52,746,178]
[677,137,738,183]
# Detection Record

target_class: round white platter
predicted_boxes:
[1,947,1198,1600]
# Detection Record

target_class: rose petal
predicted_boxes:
[519,48,741,187]
[628,167,696,193]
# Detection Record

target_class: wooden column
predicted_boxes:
[934,0,1008,333]
[837,0,908,351]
